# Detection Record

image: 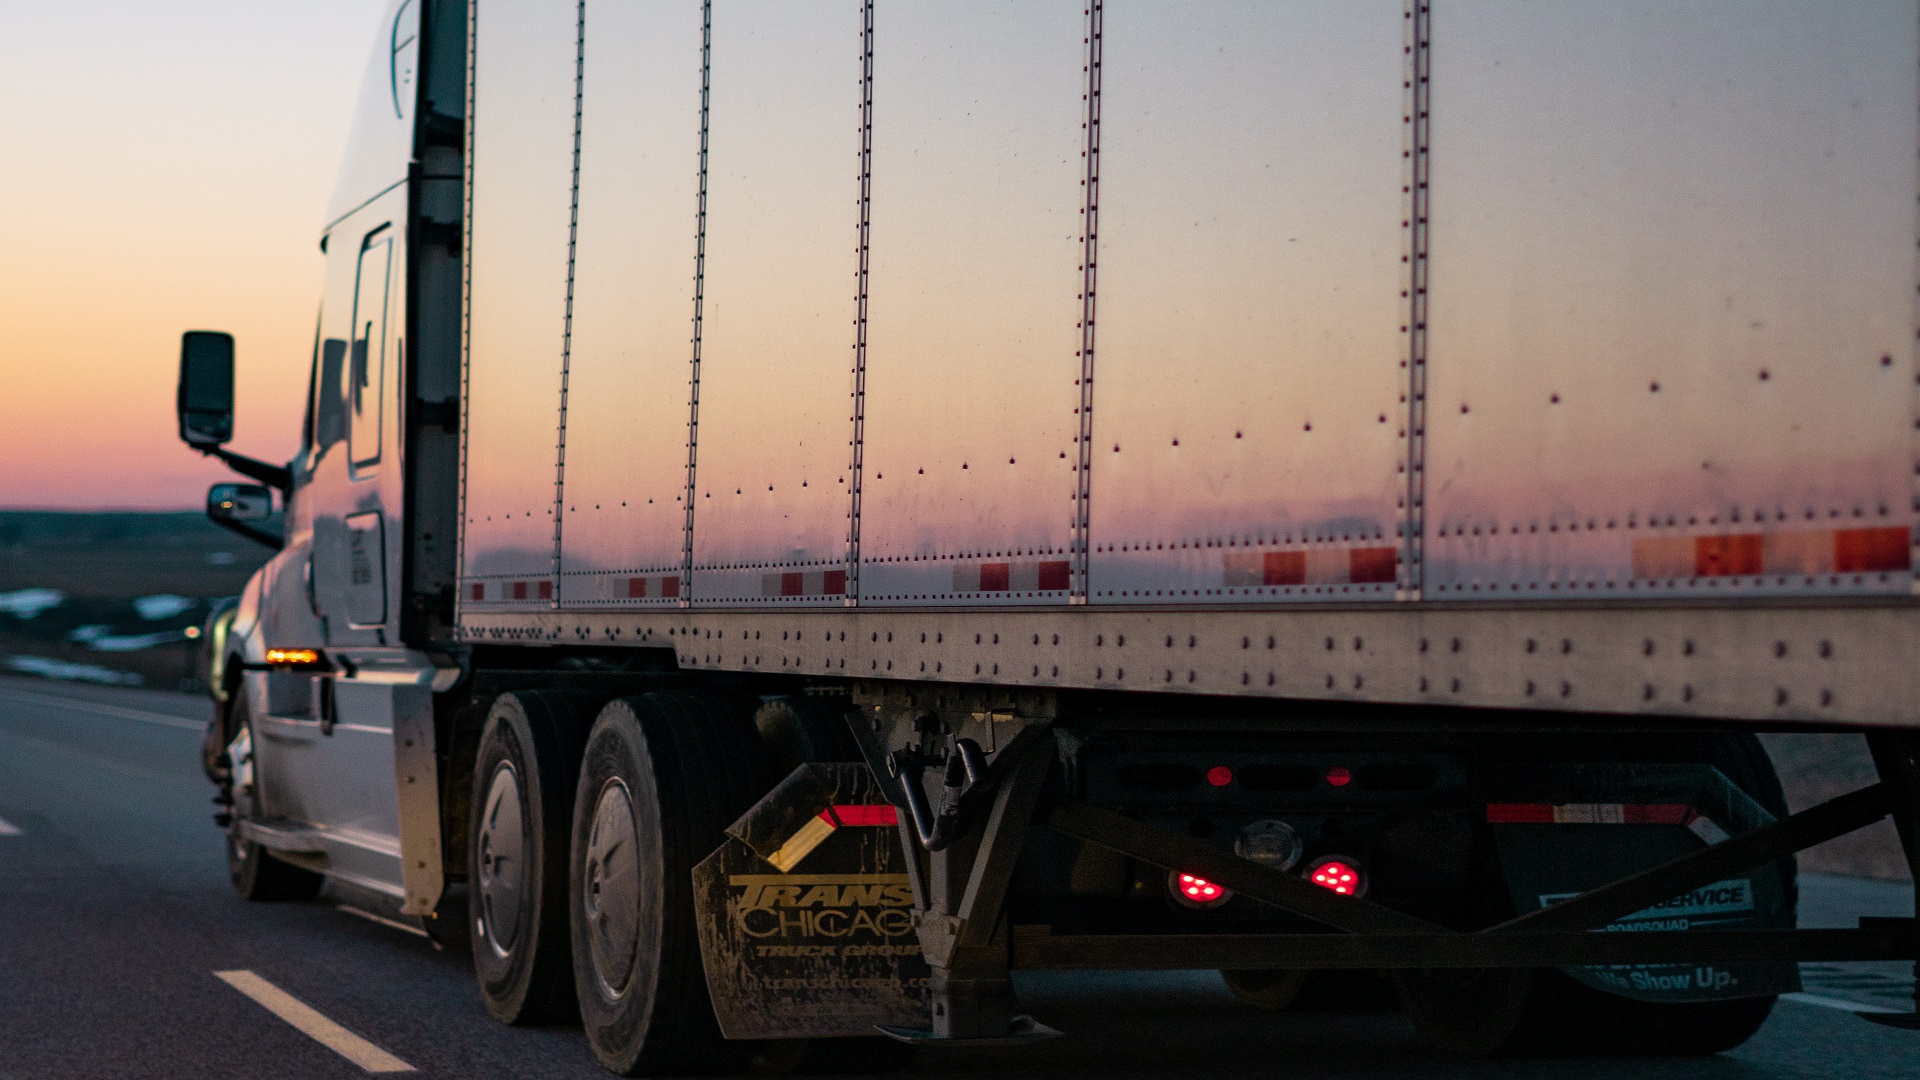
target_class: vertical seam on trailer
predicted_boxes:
[681,0,712,609]
[454,0,479,630]
[846,0,874,607]
[1071,0,1103,604]
[1399,0,1432,601]
[551,0,587,610]
[1910,0,1920,596]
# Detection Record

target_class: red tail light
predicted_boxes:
[1305,856,1366,897]
[1169,871,1233,908]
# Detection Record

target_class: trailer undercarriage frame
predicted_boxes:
[865,722,1920,1040]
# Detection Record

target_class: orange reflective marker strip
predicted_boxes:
[1632,526,1911,580]
[763,805,902,872]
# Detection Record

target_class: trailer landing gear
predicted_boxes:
[880,731,1061,1044]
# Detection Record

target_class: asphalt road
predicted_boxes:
[2,674,1917,1079]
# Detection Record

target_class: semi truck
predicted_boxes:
[176,0,1920,1072]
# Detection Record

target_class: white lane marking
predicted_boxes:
[214,970,415,1073]
[1781,991,1906,1015]
[0,687,203,731]
[0,816,19,835]
[337,904,430,939]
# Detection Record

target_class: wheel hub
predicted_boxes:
[476,762,526,958]
[583,778,642,997]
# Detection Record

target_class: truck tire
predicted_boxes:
[1394,733,1793,1057]
[226,697,323,902]
[569,691,770,1076]
[229,827,325,901]
[469,691,591,1025]
[754,695,863,774]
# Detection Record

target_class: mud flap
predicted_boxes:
[1496,823,1799,1003]
[693,763,932,1039]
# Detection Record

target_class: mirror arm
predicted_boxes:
[200,447,292,494]
[209,515,284,552]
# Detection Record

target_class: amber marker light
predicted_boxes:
[265,648,324,667]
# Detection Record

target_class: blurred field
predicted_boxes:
[1760,732,1911,881]
[0,510,272,690]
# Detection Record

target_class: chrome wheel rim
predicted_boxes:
[583,778,641,997]
[476,762,526,958]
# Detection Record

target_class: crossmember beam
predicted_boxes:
[1011,926,1917,971]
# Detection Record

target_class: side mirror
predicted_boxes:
[178,331,235,448]
[208,483,273,523]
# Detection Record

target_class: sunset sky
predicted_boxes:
[0,0,388,509]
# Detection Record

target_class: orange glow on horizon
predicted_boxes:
[0,0,388,510]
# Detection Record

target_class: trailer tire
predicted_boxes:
[1394,951,1779,1058]
[226,697,323,902]
[1222,969,1310,1011]
[468,691,591,1025]
[570,691,770,1076]
[1394,733,1793,1057]
[1588,732,1791,1055]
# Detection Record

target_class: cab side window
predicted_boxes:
[314,337,348,455]
[349,227,394,469]
[309,223,393,468]
[301,308,321,462]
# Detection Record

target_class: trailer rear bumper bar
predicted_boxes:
[1010,924,1917,971]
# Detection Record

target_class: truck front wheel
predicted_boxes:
[225,696,322,902]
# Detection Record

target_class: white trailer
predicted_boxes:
[176,0,1920,1073]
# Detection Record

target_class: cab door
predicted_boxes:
[311,206,405,646]
[285,193,413,895]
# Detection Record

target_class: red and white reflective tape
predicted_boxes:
[1631,526,1909,580]
[1222,547,1396,588]
[468,579,553,602]
[1486,802,1692,825]
[1487,803,1730,845]
[765,803,899,872]
[760,569,846,598]
[951,560,1069,593]
[627,574,681,599]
